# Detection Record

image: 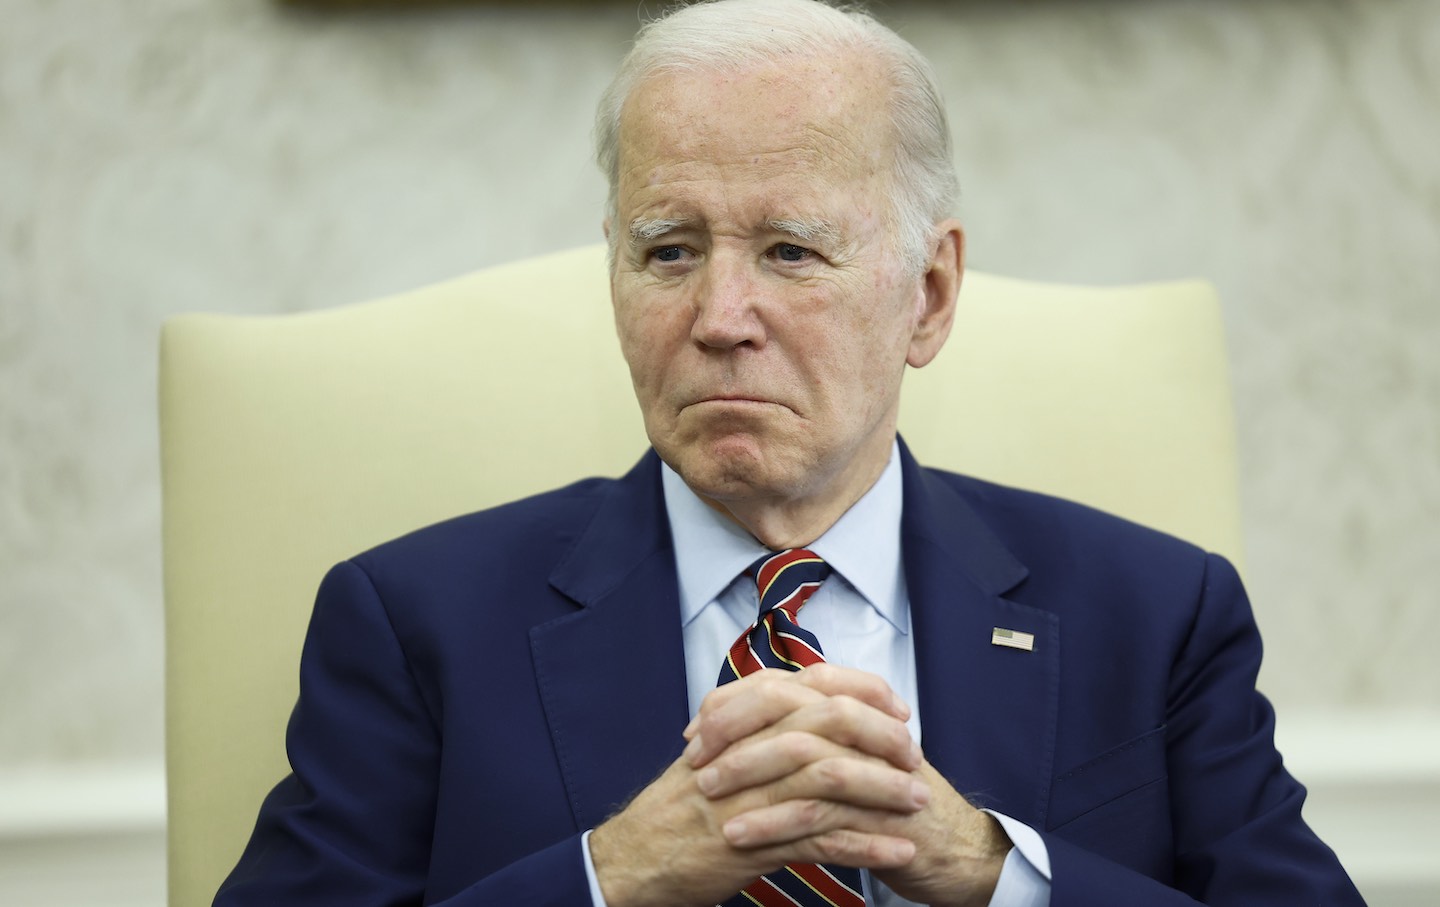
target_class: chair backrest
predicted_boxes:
[160,242,1242,906]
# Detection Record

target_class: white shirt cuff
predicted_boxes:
[581,828,610,907]
[985,810,1051,880]
[983,810,1051,907]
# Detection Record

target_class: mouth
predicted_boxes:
[679,395,792,418]
[695,394,774,405]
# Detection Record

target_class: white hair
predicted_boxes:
[594,0,958,274]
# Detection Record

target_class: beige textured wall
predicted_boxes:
[1,0,1436,771]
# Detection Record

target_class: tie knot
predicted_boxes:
[749,548,831,617]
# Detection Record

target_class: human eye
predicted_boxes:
[771,243,813,263]
[640,243,700,278]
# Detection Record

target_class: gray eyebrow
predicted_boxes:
[624,215,842,248]
[627,217,690,245]
[768,218,841,245]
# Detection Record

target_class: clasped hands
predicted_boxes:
[589,664,1010,907]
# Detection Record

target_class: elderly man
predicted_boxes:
[217,1,1362,905]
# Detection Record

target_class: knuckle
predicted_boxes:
[806,662,837,684]
[794,798,825,827]
[777,730,821,762]
[888,723,911,751]
[888,774,920,808]
[836,694,871,727]
[850,670,883,695]
[697,715,729,746]
[810,758,849,796]
[816,696,865,743]
[816,695,848,725]
[813,829,858,863]
[858,835,887,863]
[751,669,779,689]
[763,783,787,808]
[756,677,794,705]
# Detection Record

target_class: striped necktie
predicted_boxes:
[716,549,866,907]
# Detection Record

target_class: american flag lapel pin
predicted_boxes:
[991,627,1035,652]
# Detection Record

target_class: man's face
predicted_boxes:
[609,55,951,521]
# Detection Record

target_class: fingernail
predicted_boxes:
[910,779,930,809]
[683,716,699,739]
[696,767,719,796]
[723,817,749,844]
[683,734,701,763]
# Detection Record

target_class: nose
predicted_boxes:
[690,254,766,350]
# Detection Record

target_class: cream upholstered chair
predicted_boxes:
[160,243,1243,906]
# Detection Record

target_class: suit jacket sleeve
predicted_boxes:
[214,560,593,907]
[1043,553,1363,905]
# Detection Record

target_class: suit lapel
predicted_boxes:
[530,452,691,831]
[900,445,1060,828]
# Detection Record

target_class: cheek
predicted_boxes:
[837,284,911,353]
[615,299,684,385]
[613,303,653,381]
[619,330,662,387]
[819,287,917,397]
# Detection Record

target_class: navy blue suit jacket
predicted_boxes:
[217,445,1362,906]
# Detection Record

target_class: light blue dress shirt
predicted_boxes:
[582,445,1050,906]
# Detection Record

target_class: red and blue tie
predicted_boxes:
[716,549,866,907]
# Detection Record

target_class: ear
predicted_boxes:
[906,219,964,368]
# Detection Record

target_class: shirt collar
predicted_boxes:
[662,441,907,633]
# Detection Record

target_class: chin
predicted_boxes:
[662,434,803,502]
